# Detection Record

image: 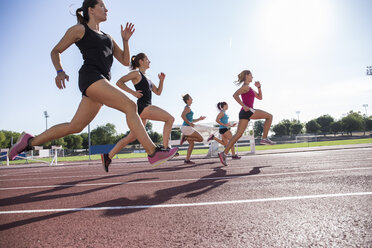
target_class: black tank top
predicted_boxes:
[75,23,113,80]
[134,71,153,106]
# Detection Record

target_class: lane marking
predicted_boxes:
[1,157,372,181]
[0,166,371,191]
[0,192,371,214]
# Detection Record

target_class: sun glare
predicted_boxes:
[259,0,330,56]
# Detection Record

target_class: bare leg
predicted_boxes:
[222,131,236,156]
[85,79,156,155]
[213,135,225,146]
[186,140,195,161]
[250,109,273,139]
[223,119,249,154]
[186,130,203,143]
[140,105,174,148]
[30,96,101,146]
[108,119,147,159]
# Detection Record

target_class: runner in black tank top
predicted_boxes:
[75,23,113,96]
[134,71,153,114]
[104,53,178,170]
[8,0,178,169]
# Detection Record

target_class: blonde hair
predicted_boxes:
[234,70,251,86]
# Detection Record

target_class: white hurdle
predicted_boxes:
[50,146,63,166]
[0,149,10,166]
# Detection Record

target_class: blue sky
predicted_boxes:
[0,0,371,137]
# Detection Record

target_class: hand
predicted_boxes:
[242,105,250,112]
[232,122,238,127]
[199,116,206,121]
[121,22,135,41]
[255,81,261,88]
[158,72,165,81]
[55,71,69,89]
[133,90,143,99]
[190,123,195,127]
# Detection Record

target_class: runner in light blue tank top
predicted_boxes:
[207,102,240,160]
[183,105,194,126]
[180,94,206,164]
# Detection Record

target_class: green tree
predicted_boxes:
[330,121,343,136]
[290,123,303,136]
[305,120,321,134]
[44,138,66,149]
[281,119,291,136]
[91,123,117,145]
[341,111,364,136]
[254,120,264,137]
[80,133,89,149]
[272,124,286,137]
[64,135,83,149]
[316,115,334,135]
[364,117,372,132]
[0,131,21,148]
[0,131,6,148]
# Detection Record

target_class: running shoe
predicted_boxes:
[207,134,214,142]
[180,135,187,146]
[165,146,179,157]
[218,152,228,166]
[148,146,179,167]
[8,132,34,160]
[184,160,195,164]
[101,153,111,172]
[260,138,276,145]
[232,155,241,160]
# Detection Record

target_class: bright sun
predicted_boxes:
[259,0,331,56]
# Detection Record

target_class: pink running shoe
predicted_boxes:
[218,152,228,166]
[232,155,241,160]
[8,132,34,160]
[207,134,214,142]
[260,138,276,145]
[148,146,179,167]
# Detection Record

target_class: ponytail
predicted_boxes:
[234,70,251,86]
[217,102,227,110]
[75,0,98,24]
[130,53,146,70]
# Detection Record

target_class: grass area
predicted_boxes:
[2,138,371,165]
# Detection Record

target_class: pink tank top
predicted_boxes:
[241,87,255,109]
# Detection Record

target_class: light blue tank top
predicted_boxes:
[219,111,229,129]
[183,105,194,126]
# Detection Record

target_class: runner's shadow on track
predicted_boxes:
[100,166,268,217]
[0,162,215,209]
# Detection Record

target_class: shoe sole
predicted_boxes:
[8,132,27,160]
[218,153,227,166]
[151,148,178,167]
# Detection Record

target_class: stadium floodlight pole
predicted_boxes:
[363,104,368,116]
[296,111,300,122]
[43,111,49,130]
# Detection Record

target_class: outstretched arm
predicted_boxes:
[51,24,85,89]
[113,22,135,66]
[152,72,165,96]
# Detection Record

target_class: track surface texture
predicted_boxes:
[0,144,371,247]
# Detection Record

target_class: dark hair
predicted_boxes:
[76,0,99,24]
[182,94,191,104]
[217,102,227,110]
[130,53,146,70]
[234,70,251,86]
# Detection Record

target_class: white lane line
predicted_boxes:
[0,166,371,191]
[0,192,371,214]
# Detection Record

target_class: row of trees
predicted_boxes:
[268,111,372,137]
[0,122,164,150]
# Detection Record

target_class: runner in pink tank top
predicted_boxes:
[218,70,275,166]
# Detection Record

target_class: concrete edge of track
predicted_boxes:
[1,143,371,170]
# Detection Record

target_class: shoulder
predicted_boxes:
[240,85,250,93]
[68,24,85,41]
